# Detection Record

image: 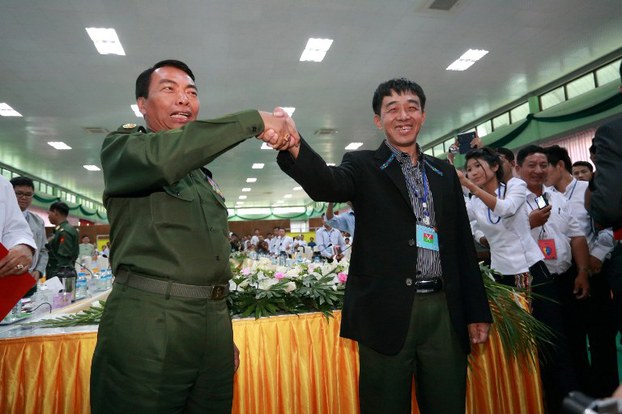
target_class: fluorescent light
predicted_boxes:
[273,200,285,205]
[131,104,143,118]
[239,195,247,200]
[252,163,264,169]
[300,38,333,62]
[246,177,257,183]
[85,27,126,56]
[293,186,303,191]
[48,142,72,150]
[273,207,306,214]
[281,107,296,116]
[446,49,489,71]
[235,202,244,205]
[345,142,363,150]
[83,165,101,171]
[283,194,293,199]
[326,163,336,166]
[242,188,251,192]
[237,208,271,215]
[261,143,272,150]
[0,103,22,117]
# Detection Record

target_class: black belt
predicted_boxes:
[414,278,443,294]
[114,270,229,300]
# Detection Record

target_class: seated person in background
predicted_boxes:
[307,237,316,249]
[79,235,97,261]
[256,240,270,256]
[571,160,594,182]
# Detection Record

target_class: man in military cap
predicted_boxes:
[90,59,298,414]
[46,201,79,278]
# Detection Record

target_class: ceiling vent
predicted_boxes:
[428,0,460,11]
[84,127,109,134]
[314,128,338,136]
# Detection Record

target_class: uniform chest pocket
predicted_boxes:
[150,184,196,228]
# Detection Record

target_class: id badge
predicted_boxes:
[416,225,439,251]
[538,239,557,260]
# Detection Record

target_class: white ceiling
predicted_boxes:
[1,0,621,211]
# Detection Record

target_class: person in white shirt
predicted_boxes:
[325,202,356,238]
[249,229,261,247]
[315,222,346,261]
[274,227,293,257]
[544,145,619,397]
[0,175,36,278]
[458,146,578,414]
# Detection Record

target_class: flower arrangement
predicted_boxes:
[227,254,348,318]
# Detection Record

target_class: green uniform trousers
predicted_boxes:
[358,291,467,414]
[90,284,234,414]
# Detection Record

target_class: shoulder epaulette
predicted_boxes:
[116,123,146,134]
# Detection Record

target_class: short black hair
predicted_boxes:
[372,78,426,116]
[49,201,70,216]
[545,145,572,173]
[465,147,505,184]
[135,60,195,100]
[516,145,547,166]
[572,160,593,172]
[10,176,35,190]
[496,147,515,162]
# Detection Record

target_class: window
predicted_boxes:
[510,102,529,123]
[433,143,445,156]
[476,120,492,137]
[566,73,596,99]
[290,220,309,233]
[492,112,510,130]
[595,59,621,86]
[540,86,565,110]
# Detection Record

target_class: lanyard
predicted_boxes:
[486,184,504,224]
[414,163,432,226]
[566,179,578,201]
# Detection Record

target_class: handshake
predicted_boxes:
[257,108,300,152]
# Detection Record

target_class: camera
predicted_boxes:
[562,391,622,413]
[535,194,549,209]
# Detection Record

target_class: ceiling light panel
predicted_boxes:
[0,103,22,117]
[246,178,257,183]
[85,27,126,56]
[251,163,264,169]
[446,49,489,71]
[48,142,72,150]
[345,142,363,150]
[83,165,101,171]
[300,38,333,62]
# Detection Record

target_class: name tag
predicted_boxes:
[538,239,557,260]
[416,225,439,251]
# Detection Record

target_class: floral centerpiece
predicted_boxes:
[227,253,348,318]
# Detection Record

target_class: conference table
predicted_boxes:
[0,299,543,414]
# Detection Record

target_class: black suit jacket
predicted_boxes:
[278,139,492,355]
[590,116,622,229]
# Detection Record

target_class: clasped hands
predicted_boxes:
[258,108,300,151]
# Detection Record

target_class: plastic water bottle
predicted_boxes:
[75,271,88,300]
[102,269,113,290]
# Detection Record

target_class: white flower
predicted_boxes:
[283,281,297,293]
[286,267,301,278]
[258,278,279,290]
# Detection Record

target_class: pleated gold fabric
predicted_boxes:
[0,311,543,414]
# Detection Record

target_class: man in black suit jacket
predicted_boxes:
[277,78,492,414]
[589,61,622,347]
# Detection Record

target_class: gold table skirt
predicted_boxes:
[0,311,543,414]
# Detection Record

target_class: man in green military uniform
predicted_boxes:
[46,201,79,278]
[90,59,298,414]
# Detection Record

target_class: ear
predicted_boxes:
[137,97,147,116]
[373,114,382,130]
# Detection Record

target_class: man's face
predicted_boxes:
[82,236,90,244]
[48,210,60,225]
[516,153,548,189]
[498,155,515,181]
[137,66,200,132]
[278,229,285,237]
[544,161,564,187]
[572,165,593,181]
[374,91,426,152]
[13,185,34,212]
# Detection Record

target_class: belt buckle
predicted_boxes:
[211,285,225,300]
